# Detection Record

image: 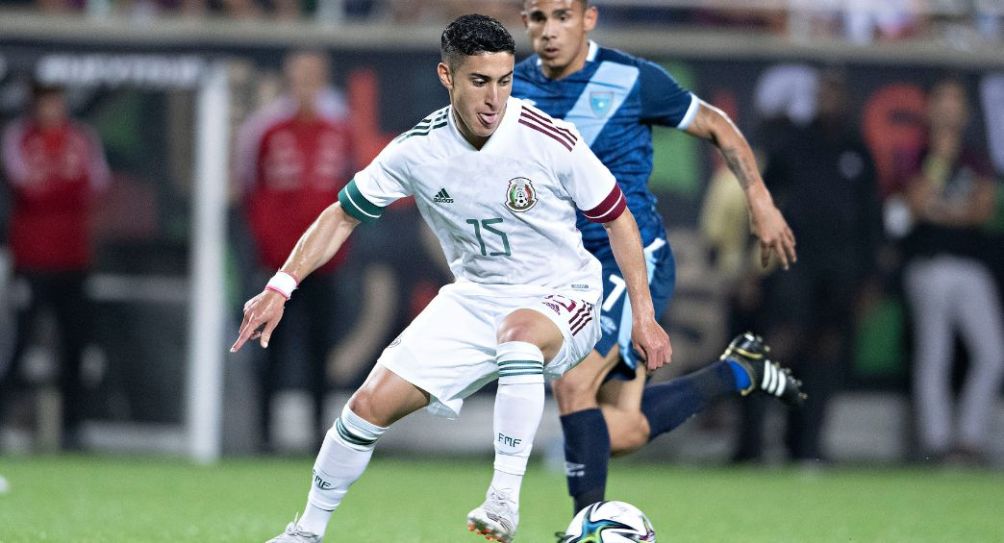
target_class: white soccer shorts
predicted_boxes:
[377,283,601,418]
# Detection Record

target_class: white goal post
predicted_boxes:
[4,50,232,462]
[186,61,230,464]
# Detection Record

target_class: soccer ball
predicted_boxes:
[560,500,656,542]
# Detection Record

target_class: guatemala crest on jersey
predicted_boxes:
[505,177,538,212]
[590,91,614,118]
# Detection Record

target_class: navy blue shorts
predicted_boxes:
[593,237,676,381]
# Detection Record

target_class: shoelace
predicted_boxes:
[487,489,515,512]
[283,514,320,541]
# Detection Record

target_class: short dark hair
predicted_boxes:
[523,0,589,9]
[31,79,65,100]
[440,14,516,70]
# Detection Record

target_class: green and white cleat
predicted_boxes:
[266,519,321,543]
[467,487,519,542]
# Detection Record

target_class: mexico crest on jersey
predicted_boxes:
[505,177,538,212]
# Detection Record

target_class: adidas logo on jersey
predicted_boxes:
[433,188,454,203]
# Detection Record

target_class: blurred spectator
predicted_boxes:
[841,0,926,44]
[322,0,378,21]
[975,6,1002,41]
[700,160,753,290]
[739,68,883,463]
[233,50,354,452]
[215,0,287,20]
[899,78,1004,466]
[34,0,85,13]
[391,0,522,26]
[753,64,820,129]
[0,81,111,451]
[699,156,768,364]
[783,0,926,44]
[692,6,786,33]
[596,4,694,27]
[12,0,1000,45]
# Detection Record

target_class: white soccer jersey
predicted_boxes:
[338,97,626,296]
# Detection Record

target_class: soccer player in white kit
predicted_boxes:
[230,14,670,543]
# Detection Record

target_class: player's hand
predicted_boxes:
[230,290,286,352]
[632,317,672,372]
[749,198,797,270]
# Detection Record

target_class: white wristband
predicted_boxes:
[266,271,298,300]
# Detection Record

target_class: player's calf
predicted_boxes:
[551,349,617,415]
[468,339,547,541]
[602,406,650,456]
[635,333,803,450]
[267,405,388,542]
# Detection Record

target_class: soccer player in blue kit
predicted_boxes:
[513,0,805,516]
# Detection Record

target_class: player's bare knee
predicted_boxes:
[346,390,385,427]
[496,309,561,361]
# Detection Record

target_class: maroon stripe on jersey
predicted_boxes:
[518,119,574,151]
[521,108,577,144]
[583,184,627,223]
[571,314,594,335]
[518,115,576,149]
[520,111,576,148]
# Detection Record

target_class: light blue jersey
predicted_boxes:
[514,41,697,370]
[514,41,699,262]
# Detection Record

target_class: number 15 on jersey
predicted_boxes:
[466,217,511,257]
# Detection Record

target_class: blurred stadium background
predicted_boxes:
[1,0,1004,541]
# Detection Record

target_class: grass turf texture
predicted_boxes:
[1,455,1002,542]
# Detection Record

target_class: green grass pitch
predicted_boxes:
[1,455,1002,542]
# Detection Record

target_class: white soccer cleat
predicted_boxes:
[467,487,519,542]
[265,520,322,543]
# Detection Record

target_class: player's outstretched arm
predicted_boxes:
[603,208,672,371]
[230,202,360,352]
[684,100,797,270]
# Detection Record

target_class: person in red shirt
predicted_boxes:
[234,50,355,452]
[0,81,110,451]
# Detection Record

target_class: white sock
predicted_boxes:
[490,341,545,504]
[299,405,387,537]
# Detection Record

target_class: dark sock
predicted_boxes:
[726,359,752,390]
[642,361,738,440]
[561,409,610,514]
